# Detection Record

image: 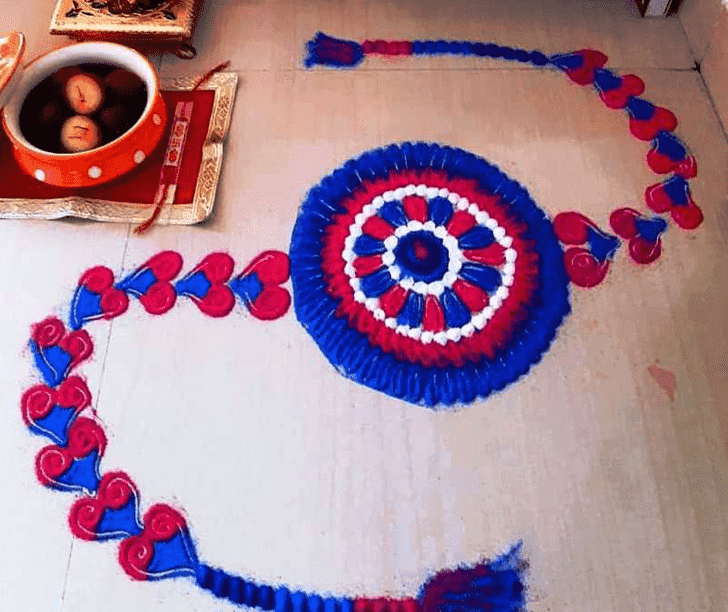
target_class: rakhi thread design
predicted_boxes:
[304,33,703,288]
[21,251,526,611]
[17,35,708,611]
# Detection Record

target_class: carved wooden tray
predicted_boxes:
[50,0,201,42]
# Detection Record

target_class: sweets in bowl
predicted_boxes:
[19,63,147,154]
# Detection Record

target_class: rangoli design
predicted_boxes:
[22,251,526,611]
[18,33,705,612]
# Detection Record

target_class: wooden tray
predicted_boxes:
[50,0,202,43]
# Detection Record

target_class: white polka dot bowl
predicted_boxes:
[1,39,167,188]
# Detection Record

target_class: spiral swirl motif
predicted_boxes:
[36,446,71,482]
[56,376,91,410]
[21,385,55,421]
[119,536,155,581]
[67,417,106,458]
[69,498,103,541]
[32,317,65,348]
[146,504,186,541]
[79,266,115,294]
[100,472,136,510]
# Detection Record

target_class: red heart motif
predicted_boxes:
[186,253,236,318]
[599,74,644,109]
[79,266,129,320]
[645,181,703,229]
[32,317,94,369]
[237,251,292,320]
[629,107,678,141]
[118,504,192,581]
[609,208,664,264]
[564,49,608,85]
[139,251,184,315]
[35,417,106,490]
[563,247,610,288]
[21,376,91,428]
[69,471,140,541]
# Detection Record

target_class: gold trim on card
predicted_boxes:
[0,71,238,225]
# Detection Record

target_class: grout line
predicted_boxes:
[674,11,728,144]
[57,539,74,612]
[92,225,132,416]
[693,67,728,144]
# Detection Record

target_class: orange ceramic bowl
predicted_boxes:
[2,42,167,188]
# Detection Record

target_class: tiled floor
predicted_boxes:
[1,1,728,611]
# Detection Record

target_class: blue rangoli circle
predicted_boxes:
[289,142,571,407]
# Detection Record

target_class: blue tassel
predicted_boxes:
[304,32,364,68]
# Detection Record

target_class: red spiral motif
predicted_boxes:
[564,247,609,288]
[671,204,703,231]
[139,282,177,315]
[32,317,65,347]
[628,237,662,264]
[145,504,186,541]
[57,376,92,410]
[60,330,94,367]
[69,498,103,541]
[36,446,71,483]
[197,286,235,318]
[99,472,136,510]
[119,536,154,580]
[195,252,234,284]
[21,385,56,422]
[100,288,130,318]
[145,251,183,281]
[67,417,106,459]
[80,266,114,293]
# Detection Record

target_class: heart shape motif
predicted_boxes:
[118,504,198,581]
[229,250,292,320]
[645,176,703,230]
[21,376,91,444]
[35,417,106,494]
[175,252,236,318]
[646,131,697,177]
[609,208,667,264]
[69,471,142,541]
[594,71,645,109]
[30,317,93,387]
[117,251,184,315]
[552,49,608,85]
[553,212,620,288]
[70,267,130,330]
[626,98,678,141]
